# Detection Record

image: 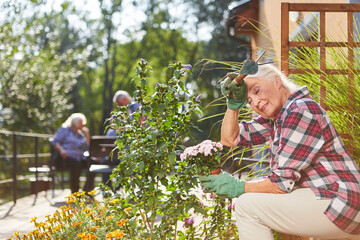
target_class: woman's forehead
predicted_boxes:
[245,77,262,91]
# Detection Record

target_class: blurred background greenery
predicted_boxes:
[0,0,251,199]
[0,0,251,138]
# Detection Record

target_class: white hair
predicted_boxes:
[244,64,299,93]
[62,113,87,128]
[113,90,132,104]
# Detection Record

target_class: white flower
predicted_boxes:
[204,148,212,156]
[191,150,198,156]
[184,147,194,156]
[201,140,212,145]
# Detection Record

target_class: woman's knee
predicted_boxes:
[234,193,258,216]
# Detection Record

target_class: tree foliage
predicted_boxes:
[0,0,246,138]
[0,0,88,133]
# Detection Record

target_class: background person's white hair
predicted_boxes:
[62,113,87,128]
[113,90,132,104]
[244,64,299,93]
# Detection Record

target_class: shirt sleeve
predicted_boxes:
[269,107,325,192]
[237,115,272,148]
[52,127,66,146]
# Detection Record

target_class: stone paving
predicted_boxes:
[0,189,71,239]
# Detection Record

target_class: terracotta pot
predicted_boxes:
[210,167,221,175]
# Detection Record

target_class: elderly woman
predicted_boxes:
[200,64,360,239]
[52,113,93,193]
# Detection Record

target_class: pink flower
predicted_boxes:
[216,142,223,150]
[228,203,235,211]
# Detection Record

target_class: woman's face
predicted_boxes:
[72,118,84,129]
[245,76,287,119]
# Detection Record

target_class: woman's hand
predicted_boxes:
[80,126,89,134]
[80,126,91,144]
[59,148,69,159]
[221,74,248,110]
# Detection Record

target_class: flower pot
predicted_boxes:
[211,168,221,175]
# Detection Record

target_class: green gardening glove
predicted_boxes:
[199,171,245,198]
[220,58,259,110]
[220,76,247,110]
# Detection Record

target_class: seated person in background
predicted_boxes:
[112,90,141,129]
[52,113,95,193]
[102,90,141,189]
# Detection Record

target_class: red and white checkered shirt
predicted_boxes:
[236,86,360,234]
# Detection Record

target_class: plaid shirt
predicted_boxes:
[236,86,360,234]
[52,127,89,161]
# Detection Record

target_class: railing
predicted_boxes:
[0,129,52,204]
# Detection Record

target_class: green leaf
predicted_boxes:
[158,103,165,114]
[174,70,180,79]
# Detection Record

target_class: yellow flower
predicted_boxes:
[74,192,85,198]
[109,199,120,205]
[106,216,114,220]
[82,233,97,240]
[86,212,94,217]
[83,208,92,213]
[30,217,37,223]
[114,230,125,238]
[90,226,99,231]
[117,219,128,227]
[72,221,83,227]
[87,190,97,195]
[54,224,62,232]
[106,229,125,239]
[77,232,86,238]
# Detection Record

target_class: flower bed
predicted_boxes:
[8,60,240,239]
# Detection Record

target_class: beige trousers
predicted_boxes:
[234,188,360,240]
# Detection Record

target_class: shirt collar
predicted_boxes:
[274,86,310,124]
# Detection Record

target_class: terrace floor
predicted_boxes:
[0,189,71,239]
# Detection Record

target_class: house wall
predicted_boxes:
[254,0,350,66]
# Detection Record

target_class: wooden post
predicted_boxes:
[34,137,39,195]
[347,12,355,155]
[319,11,326,109]
[281,3,290,76]
[12,134,17,204]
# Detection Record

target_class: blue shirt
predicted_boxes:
[52,127,89,161]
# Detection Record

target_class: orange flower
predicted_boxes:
[90,226,99,231]
[116,219,128,226]
[77,232,86,238]
[80,233,97,240]
[106,229,125,239]
[72,221,83,227]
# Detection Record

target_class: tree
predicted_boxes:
[0,0,88,133]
